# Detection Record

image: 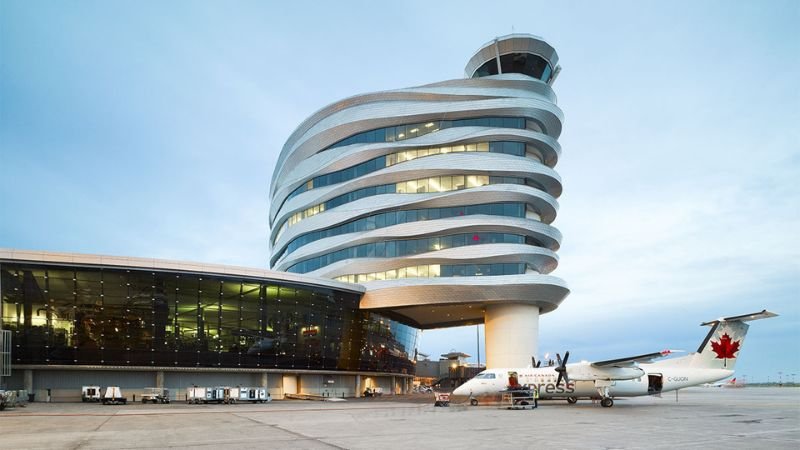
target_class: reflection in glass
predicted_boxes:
[0,263,418,374]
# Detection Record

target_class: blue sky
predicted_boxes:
[1,0,798,382]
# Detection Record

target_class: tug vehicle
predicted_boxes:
[141,387,170,404]
[238,387,270,403]
[101,386,127,405]
[81,386,102,402]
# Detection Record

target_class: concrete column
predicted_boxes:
[24,369,33,393]
[282,374,298,396]
[155,371,165,388]
[391,376,396,395]
[485,304,539,369]
[355,375,361,398]
[260,372,268,388]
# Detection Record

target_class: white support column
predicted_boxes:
[485,304,539,369]
[260,372,268,388]
[155,371,164,388]
[355,375,361,398]
[24,369,33,393]
[282,374,298,396]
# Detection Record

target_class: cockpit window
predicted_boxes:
[474,372,496,379]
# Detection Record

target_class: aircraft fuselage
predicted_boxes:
[454,364,733,400]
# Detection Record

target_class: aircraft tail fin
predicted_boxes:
[687,310,777,370]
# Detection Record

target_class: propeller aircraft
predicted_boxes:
[453,310,776,407]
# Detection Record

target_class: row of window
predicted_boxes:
[275,175,529,241]
[286,141,528,203]
[328,117,528,151]
[272,202,527,265]
[0,264,418,372]
[287,232,533,274]
[473,53,553,82]
[334,263,528,284]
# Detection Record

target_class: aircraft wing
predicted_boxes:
[591,350,674,368]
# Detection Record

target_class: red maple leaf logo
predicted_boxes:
[711,333,740,359]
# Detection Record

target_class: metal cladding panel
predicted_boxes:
[276,217,562,271]
[272,185,559,251]
[32,370,154,389]
[275,99,563,191]
[271,128,562,217]
[164,372,261,389]
[303,246,559,280]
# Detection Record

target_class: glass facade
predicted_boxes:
[286,142,528,203]
[0,262,418,374]
[272,203,527,265]
[275,175,537,241]
[328,117,527,150]
[287,232,540,274]
[473,53,553,82]
[335,262,528,284]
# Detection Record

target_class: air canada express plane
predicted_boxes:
[453,310,776,407]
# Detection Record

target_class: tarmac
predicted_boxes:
[1,387,798,449]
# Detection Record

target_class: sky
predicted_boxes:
[1,0,798,383]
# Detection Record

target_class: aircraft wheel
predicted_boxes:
[567,397,578,404]
[470,398,479,406]
[600,397,614,408]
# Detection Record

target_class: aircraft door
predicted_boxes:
[648,374,663,395]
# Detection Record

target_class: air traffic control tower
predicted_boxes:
[269,34,569,369]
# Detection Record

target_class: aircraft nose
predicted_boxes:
[452,383,469,397]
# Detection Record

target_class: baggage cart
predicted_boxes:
[433,392,450,407]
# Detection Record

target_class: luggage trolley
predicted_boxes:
[433,392,450,407]
[501,388,536,410]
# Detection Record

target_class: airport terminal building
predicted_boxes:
[0,250,417,400]
[1,34,568,400]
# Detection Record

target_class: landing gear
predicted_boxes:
[470,398,479,406]
[566,396,578,404]
[595,381,614,408]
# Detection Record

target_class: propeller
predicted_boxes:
[531,356,542,368]
[554,351,571,386]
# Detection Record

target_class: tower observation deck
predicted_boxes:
[269,34,569,369]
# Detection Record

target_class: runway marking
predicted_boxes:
[0,404,428,418]
[233,412,347,449]
[68,414,115,450]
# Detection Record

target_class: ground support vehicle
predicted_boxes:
[433,392,450,407]
[238,387,269,403]
[141,387,170,404]
[0,390,14,410]
[101,387,127,405]
[81,386,102,402]
[188,387,235,404]
[186,387,206,404]
[501,388,536,410]
[363,387,384,397]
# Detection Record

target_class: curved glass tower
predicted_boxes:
[270,34,569,369]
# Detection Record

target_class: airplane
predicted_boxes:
[453,310,776,407]
[702,377,742,388]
